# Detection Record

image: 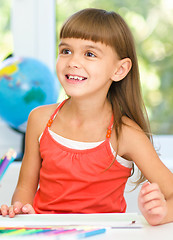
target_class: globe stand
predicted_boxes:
[10,127,25,161]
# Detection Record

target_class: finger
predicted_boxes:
[13,201,24,214]
[141,183,159,195]
[140,182,150,196]
[8,205,16,218]
[142,191,165,204]
[141,182,150,189]
[22,204,35,214]
[0,205,9,216]
[149,206,166,215]
[143,198,164,212]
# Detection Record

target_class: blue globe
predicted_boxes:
[0,56,60,132]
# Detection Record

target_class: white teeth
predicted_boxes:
[68,75,84,81]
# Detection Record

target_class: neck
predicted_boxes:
[64,96,112,125]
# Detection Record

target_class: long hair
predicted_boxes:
[60,8,152,185]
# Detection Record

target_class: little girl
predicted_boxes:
[1,8,173,226]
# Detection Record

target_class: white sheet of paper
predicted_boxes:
[0,213,143,228]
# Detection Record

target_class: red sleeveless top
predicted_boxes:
[33,100,132,214]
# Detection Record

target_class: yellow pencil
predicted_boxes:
[4,228,26,236]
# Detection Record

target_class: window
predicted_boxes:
[0,0,13,61]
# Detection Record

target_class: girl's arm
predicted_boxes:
[0,107,45,217]
[120,117,173,225]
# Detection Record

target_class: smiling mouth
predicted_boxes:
[66,75,87,81]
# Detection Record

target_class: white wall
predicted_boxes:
[11,0,56,72]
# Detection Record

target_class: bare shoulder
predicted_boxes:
[27,103,59,136]
[121,116,145,139]
[119,116,151,160]
[29,103,58,119]
[121,116,142,131]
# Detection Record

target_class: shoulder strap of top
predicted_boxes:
[47,99,68,128]
[106,114,114,139]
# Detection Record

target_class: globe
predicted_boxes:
[0,56,60,132]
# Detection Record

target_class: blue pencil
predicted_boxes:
[77,228,106,238]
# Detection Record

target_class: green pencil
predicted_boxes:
[4,229,26,236]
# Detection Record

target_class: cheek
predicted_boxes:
[56,58,60,70]
[56,59,63,76]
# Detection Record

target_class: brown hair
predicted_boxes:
[60,8,152,185]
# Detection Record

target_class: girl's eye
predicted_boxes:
[61,49,72,54]
[85,52,96,58]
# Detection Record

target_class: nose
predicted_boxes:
[68,54,81,68]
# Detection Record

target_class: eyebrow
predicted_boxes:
[59,42,103,54]
[84,45,103,54]
[58,42,69,48]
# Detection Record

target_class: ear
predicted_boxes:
[111,58,132,82]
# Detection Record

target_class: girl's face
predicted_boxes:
[56,38,121,99]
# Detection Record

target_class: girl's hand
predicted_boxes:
[0,201,35,218]
[138,182,167,226]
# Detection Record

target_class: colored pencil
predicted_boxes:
[0,149,17,180]
[0,226,106,238]
[77,228,106,238]
[4,229,26,236]
[0,156,5,166]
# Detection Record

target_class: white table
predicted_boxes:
[0,213,173,240]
